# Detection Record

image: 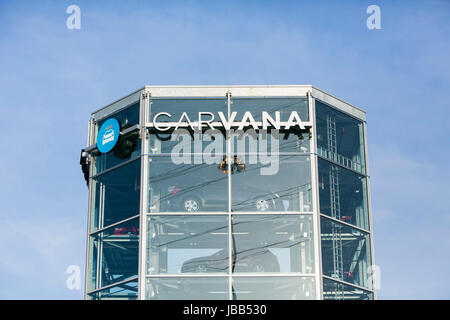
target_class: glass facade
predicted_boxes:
[84,86,375,300]
[315,99,373,300]
[86,101,141,298]
[93,103,141,175]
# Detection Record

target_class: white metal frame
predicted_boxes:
[84,85,374,300]
[84,88,145,299]
[363,121,377,298]
[309,92,324,300]
[138,89,150,300]
[312,93,375,298]
[83,118,94,300]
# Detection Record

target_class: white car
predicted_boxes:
[102,129,115,145]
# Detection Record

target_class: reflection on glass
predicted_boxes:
[149,129,226,155]
[91,159,140,230]
[323,278,373,300]
[231,155,312,212]
[150,129,310,155]
[232,277,315,300]
[147,216,229,274]
[148,157,228,213]
[320,217,372,289]
[94,103,141,174]
[230,129,310,154]
[231,215,314,273]
[318,158,368,230]
[146,277,229,300]
[94,139,141,175]
[88,279,138,300]
[98,103,140,129]
[316,101,365,174]
[89,218,139,290]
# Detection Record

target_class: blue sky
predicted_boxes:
[0,0,449,299]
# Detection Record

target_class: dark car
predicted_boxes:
[181,248,280,273]
[162,180,283,212]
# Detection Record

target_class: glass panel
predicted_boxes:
[148,157,228,213]
[318,158,369,230]
[232,277,315,300]
[146,277,229,300]
[93,139,141,175]
[149,129,226,155]
[316,101,365,174]
[323,278,373,300]
[147,215,229,274]
[88,279,138,300]
[97,102,140,130]
[90,218,139,290]
[320,217,372,289]
[231,155,312,212]
[230,98,309,154]
[231,97,309,122]
[90,159,140,230]
[231,215,314,273]
[94,103,141,174]
[230,129,310,154]
[149,98,227,123]
[148,98,227,156]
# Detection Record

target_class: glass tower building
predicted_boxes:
[82,85,375,300]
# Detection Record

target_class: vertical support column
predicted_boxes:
[99,184,105,229]
[97,230,103,291]
[363,121,376,298]
[308,91,323,300]
[138,89,150,300]
[226,91,233,300]
[84,117,95,299]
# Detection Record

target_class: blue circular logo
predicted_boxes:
[97,118,120,153]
